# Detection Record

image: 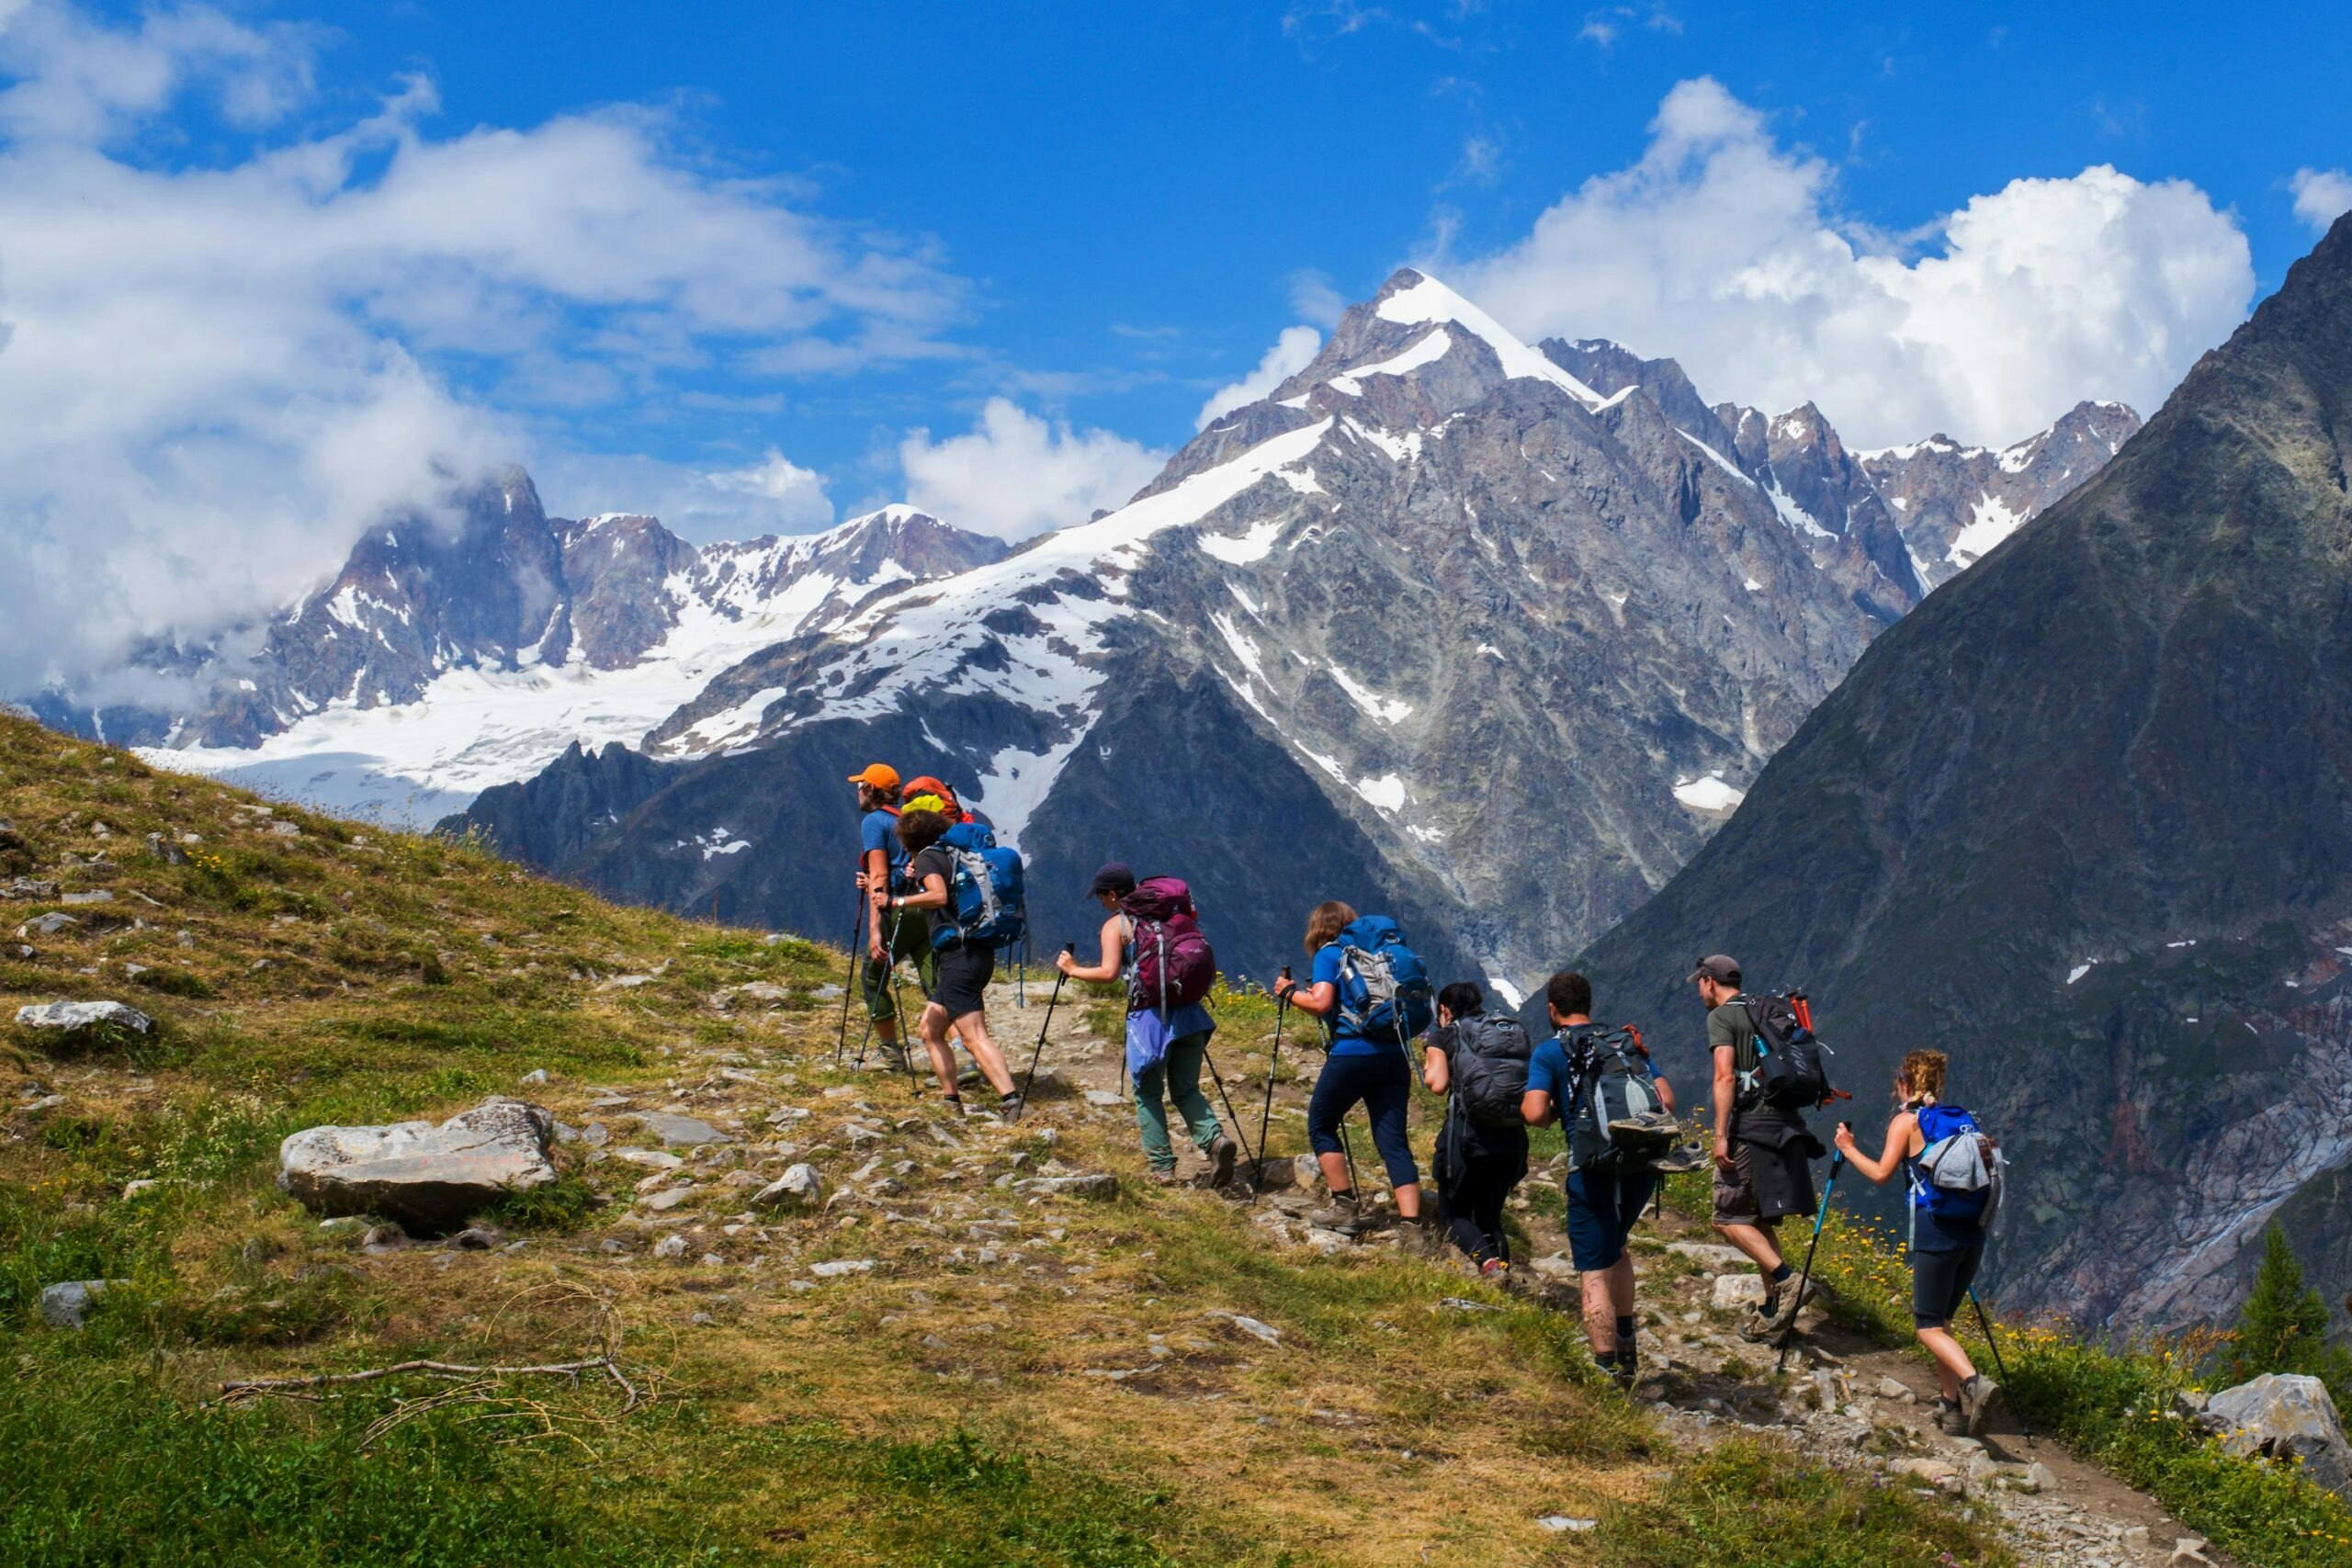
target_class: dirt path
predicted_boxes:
[984,983,2232,1568]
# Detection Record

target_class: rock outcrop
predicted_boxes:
[277,1098,559,1233]
[2202,1373,2352,1501]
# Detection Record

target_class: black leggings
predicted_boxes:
[1437,1145,1520,1263]
[1911,1239,1984,1329]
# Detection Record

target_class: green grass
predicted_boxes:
[1598,1438,2015,1567]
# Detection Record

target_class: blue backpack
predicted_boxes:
[1908,1101,2001,1247]
[1330,916,1433,1045]
[931,820,1026,952]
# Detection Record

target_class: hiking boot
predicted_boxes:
[1204,1134,1238,1189]
[941,1094,967,1119]
[996,1090,1025,1124]
[1307,1193,1374,1235]
[1147,1168,1184,1188]
[1479,1257,1510,1284]
[1611,1348,1640,1392]
[1737,1301,1782,1342]
[1932,1397,1966,1436]
[1959,1374,2002,1436]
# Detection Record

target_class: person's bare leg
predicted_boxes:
[1607,1254,1638,1317]
[1714,1219,1783,1275]
[920,1002,959,1097]
[1917,1326,1976,1400]
[1317,1151,1352,1194]
[1394,1180,1421,1220]
[1580,1267,1617,1353]
[954,1009,1015,1096]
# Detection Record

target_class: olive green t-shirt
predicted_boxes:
[1709,996,1804,1146]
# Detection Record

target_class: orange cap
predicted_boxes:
[847,762,899,790]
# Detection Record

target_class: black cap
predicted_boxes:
[1088,861,1136,897]
[1686,954,1741,986]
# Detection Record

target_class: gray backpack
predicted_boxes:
[1450,1015,1533,1128]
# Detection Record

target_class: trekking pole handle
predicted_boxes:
[1063,941,1077,956]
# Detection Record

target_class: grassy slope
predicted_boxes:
[4,714,2007,1565]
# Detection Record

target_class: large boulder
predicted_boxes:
[2201,1372,2352,1501]
[278,1098,557,1234]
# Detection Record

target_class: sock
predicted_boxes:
[1615,1315,1636,1347]
[1770,1262,1792,1284]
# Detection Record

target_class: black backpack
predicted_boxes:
[1738,990,1841,1112]
[1564,1025,1677,1173]
[1449,1015,1532,1128]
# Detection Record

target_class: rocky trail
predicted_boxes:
[763,971,2238,1567]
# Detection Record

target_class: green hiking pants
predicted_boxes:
[1134,1030,1223,1173]
[861,908,937,1024]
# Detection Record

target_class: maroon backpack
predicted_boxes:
[1123,876,1216,1014]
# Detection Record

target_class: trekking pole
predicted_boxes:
[1775,1149,1843,1372]
[1019,942,1077,1103]
[1336,1119,1362,1206]
[1254,967,1292,1191]
[1198,1043,1259,1168]
[833,890,865,1066]
[1967,1288,2036,1447]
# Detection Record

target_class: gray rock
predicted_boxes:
[144,833,187,866]
[808,1258,874,1278]
[4,878,60,899]
[652,1234,687,1259]
[1875,1376,1915,1402]
[1082,1089,1125,1108]
[23,912,77,937]
[630,1111,730,1146]
[121,1178,183,1200]
[1712,1274,1767,1310]
[1014,1173,1120,1201]
[39,1279,123,1329]
[608,1147,684,1170]
[752,1163,824,1208]
[1665,1241,1750,1269]
[1205,1309,1283,1344]
[15,998,153,1037]
[445,1226,503,1250]
[516,1067,548,1086]
[60,890,114,906]
[640,1184,695,1213]
[2202,1372,2352,1499]
[277,1098,558,1232]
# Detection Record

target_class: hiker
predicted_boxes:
[1521,971,1676,1385]
[1693,954,1825,1343]
[877,801,1023,1120]
[1272,900,1425,1238]
[1057,862,1239,1187]
[1420,981,1530,1280]
[850,762,930,1067]
[1834,1050,2003,1435]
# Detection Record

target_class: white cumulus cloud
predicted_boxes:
[0,0,963,694]
[533,448,834,543]
[1196,324,1322,428]
[2290,167,2352,234]
[1451,76,2255,449]
[899,399,1166,540]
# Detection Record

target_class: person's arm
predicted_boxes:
[1651,1071,1677,1115]
[1711,1044,1738,1172]
[1059,913,1124,983]
[1521,1042,1558,1126]
[1422,1043,1450,1094]
[863,845,892,956]
[1833,1111,1917,1184]
[879,868,951,915]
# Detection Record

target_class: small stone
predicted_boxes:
[16,998,153,1036]
[121,1178,180,1200]
[1082,1089,1124,1107]
[1537,1516,1597,1533]
[598,1237,629,1255]
[582,1122,609,1146]
[446,1226,503,1250]
[630,1111,730,1146]
[1875,1376,1914,1402]
[60,890,114,906]
[1712,1274,1767,1310]
[1013,1172,1119,1201]
[1206,1310,1283,1345]
[752,1163,824,1208]
[641,1185,695,1212]
[24,912,78,936]
[1529,1253,1577,1283]
[39,1279,122,1329]
[652,1234,688,1259]
[2120,1526,2149,1551]
[516,1068,548,1086]
[2169,1536,2211,1566]
[609,1148,685,1169]
[361,1224,409,1254]
[808,1258,875,1278]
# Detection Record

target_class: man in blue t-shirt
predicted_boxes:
[849,762,933,1066]
[1521,969,1676,1386]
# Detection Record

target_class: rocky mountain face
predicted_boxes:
[1860,400,2142,587]
[1577,217,2352,1335]
[60,492,1006,821]
[454,270,2034,992]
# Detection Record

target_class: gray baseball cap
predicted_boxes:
[1686,954,1741,985]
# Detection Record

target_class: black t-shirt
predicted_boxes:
[1430,1020,1532,1168]
[908,844,961,946]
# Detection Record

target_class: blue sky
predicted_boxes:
[1,0,2348,682]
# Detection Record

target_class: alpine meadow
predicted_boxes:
[5,5,2351,1566]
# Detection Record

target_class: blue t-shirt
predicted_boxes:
[859,808,909,886]
[1310,942,1385,1056]
[1523,1032,1577,1105]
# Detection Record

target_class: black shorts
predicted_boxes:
[1713,1139,1817,1226]
[1911,1239,1984,1329]
[930,942,996,1020]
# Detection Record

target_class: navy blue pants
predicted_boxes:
[1306,1047,1419,1189]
